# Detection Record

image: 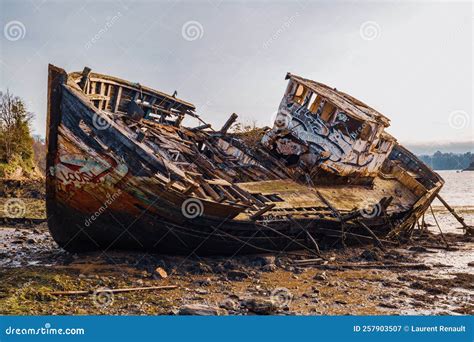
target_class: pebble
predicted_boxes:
[178,304,226,316]
[313,272,327,281]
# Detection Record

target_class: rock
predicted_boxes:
[195,288,209,295]
[153,267,168,279]
[262,264,277,272]
[195,262,213,273]
[241,297,277,315]
[408,246,429,253]
[410,281,425,290]
[313,272,327,281]
[335,300,347,305]
[227,270,249,281]
[219,298,238,311]
[378,302,399,309]
[360,249,381,261]
[178,304,226,316]
[193,278,212,286]
[468,262,474,267]
[252,255,276,267]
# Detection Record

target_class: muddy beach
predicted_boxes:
[0,177,472,316]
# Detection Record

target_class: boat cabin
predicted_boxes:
[262,73,397,180]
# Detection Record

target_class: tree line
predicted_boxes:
[418,151,473,171]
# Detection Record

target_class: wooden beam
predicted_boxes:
[220,113,238,134]
[250,203,275,220]
[113,86,122,113]
[79,66,91,91]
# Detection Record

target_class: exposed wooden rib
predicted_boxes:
[220,113,238,134]
[113,86,122,113]
[79,66,91,91]
[105,83,112,110]
[250,203,276,220]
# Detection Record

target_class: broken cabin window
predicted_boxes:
[331,111,365,140]
[358,123,373,141]
[293,84,308,105]
[320,101,336,122]
[375,138,392,153]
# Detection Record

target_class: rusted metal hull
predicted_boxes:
[46,65,444,255]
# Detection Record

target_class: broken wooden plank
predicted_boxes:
[220,113,238,134]
[436,193,472,233]
[250,203,276,220]
[113,86,122,113]
[78,66,91,90]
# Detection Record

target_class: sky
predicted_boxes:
[0,0,472,151]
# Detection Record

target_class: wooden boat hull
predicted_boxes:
[46,65,444,255]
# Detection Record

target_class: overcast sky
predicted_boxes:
[1,0,472,148]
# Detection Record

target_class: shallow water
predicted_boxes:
[432,170,474,209]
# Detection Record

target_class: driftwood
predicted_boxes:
[50,285,178,296]
[293,258,325,265]
[310,263,431,270]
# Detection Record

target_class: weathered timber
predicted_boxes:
[44,64,446,255]
[220,113,238,134]
[51,285,178,296]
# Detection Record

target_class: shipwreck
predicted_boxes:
[46,64,446,255]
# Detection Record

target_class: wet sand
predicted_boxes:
[0,209,472,315]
